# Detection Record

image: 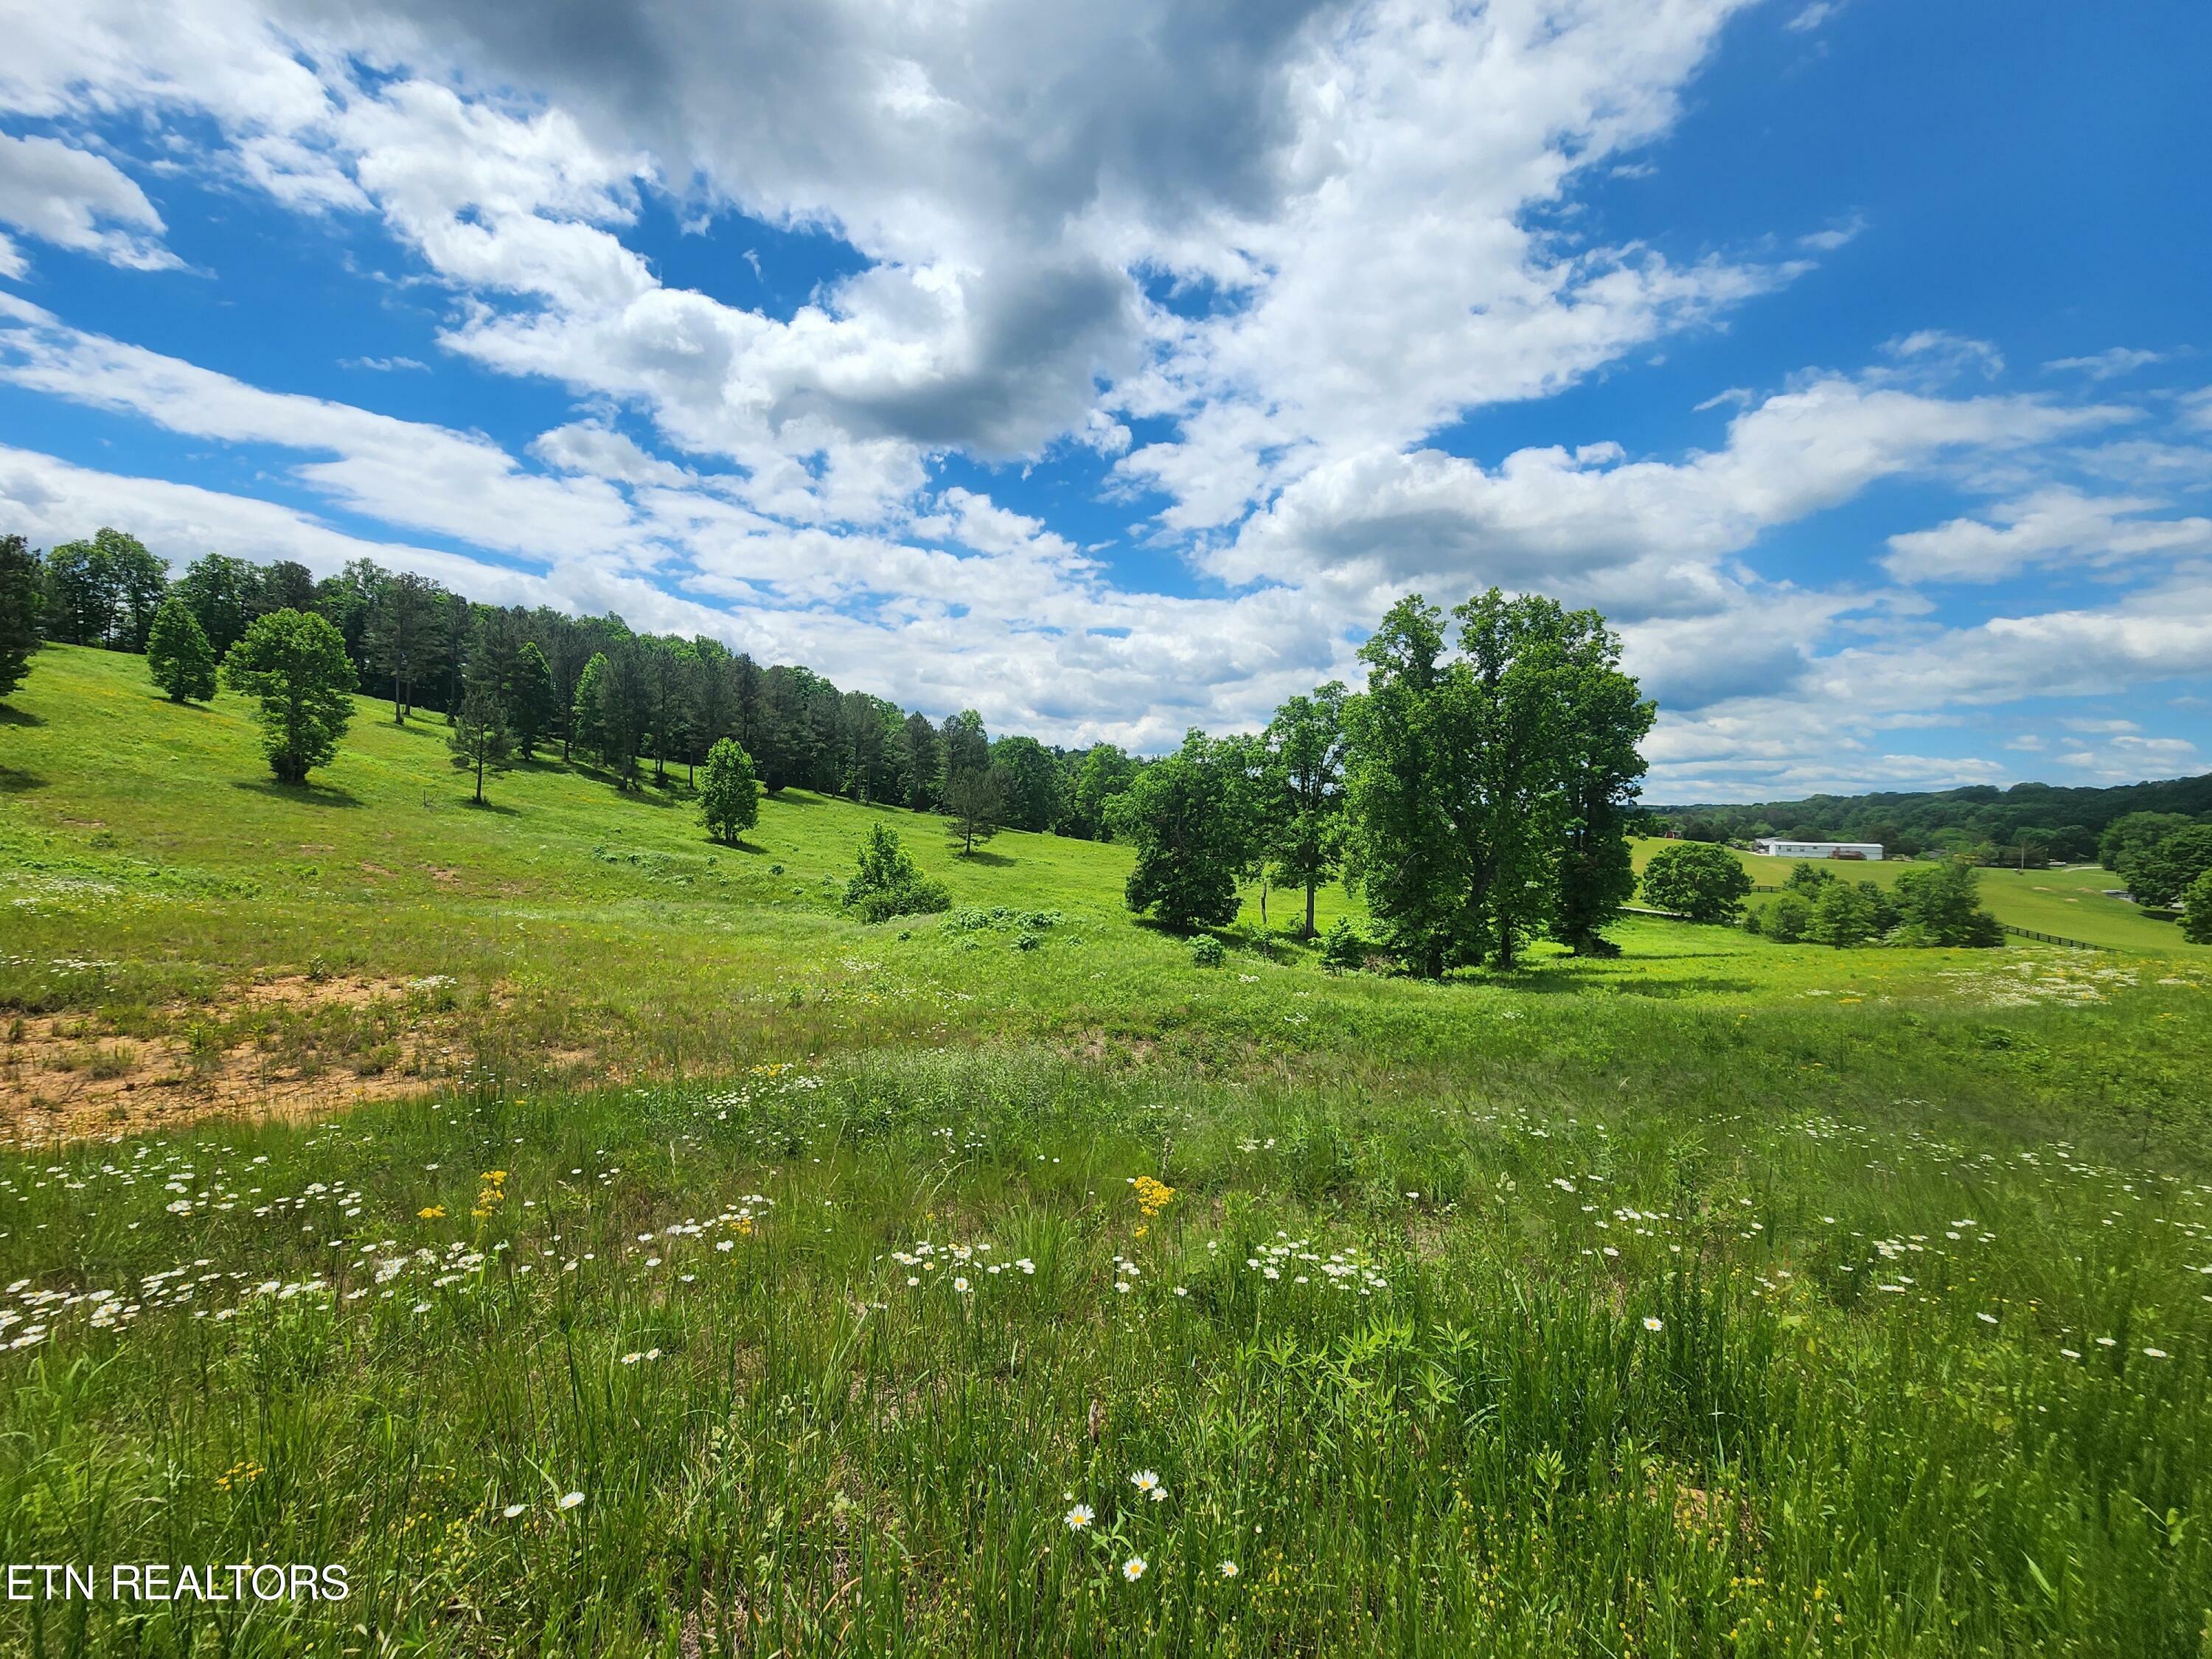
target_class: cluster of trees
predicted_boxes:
[1747,860,2004,948]
[1109,590,1655,973]
[2099,811,2212,914]
[1638,841,2005,947]
[0,530,1152,832]
[1659,773,2212,869]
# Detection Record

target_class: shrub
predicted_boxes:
[1641,842,1753,923]
[844,824,950,923]
[1320,917,1367,972]
[1189,934,1225,968]
[1762,891,1813,942]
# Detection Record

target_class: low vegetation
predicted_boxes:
[4,642,2212,1653]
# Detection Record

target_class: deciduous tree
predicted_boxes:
[1640,842,1753,924]
[698,737,762,846]
[146,597,218,703]
[221,609,355,784]
[1114,731,1246,931]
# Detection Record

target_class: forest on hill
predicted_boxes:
[1652,773,2212,865]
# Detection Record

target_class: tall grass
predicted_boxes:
[4,1047,2209,1654]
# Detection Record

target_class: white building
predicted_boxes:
[1752,839,1885,861]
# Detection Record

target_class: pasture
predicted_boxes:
[4,643,2212,1655]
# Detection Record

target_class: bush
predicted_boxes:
[1641,842,1753,924]
[2182,869,2212,945]
[1189,934,1225,968]
[1891,859,2003,947]
[1761,891,1813,943]
[843,824,951,923]
[1807,880,1882,948]
[1320,917,1367,972]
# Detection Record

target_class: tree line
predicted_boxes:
[1657,772,2212,869]
[0,527,1147,835]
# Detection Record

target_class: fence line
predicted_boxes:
[1998,924,2108,951]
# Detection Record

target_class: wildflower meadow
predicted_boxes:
[3,647,2211,1654]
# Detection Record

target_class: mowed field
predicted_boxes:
[4,643,2212,1655]
[1627,838,2208,954]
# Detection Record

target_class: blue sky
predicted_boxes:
[1,0,2207,798]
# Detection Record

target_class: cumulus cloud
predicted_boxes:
[0,0,2205,796]
[0,133,180,271]
[1882,487,2212,584]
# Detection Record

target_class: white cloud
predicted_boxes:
[1882,486,2212,583]
[0,133,180,271]
[2044,347,2166,381]
[1218,372,2119,608]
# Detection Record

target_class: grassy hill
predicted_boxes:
[5,642,2212,1654]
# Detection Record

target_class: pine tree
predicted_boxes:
[0,534,40,702]
[448,679,514,805]
[508,641,557,759]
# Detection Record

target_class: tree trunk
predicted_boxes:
[474,751,485,804]
[1304,880,1318,940]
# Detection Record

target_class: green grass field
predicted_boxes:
[4,643,2212,1655]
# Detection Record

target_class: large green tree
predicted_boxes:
[1639,842,1753,924]
[1548,613,1654,956]
[222,609,355,784]
[145,597,218,703]
[2100,812,2194,874]
[43,528,165,649]
[2182,869,2212,945]
[1068,742,1137,841]
[2129,825,2212,910]
[1341,598,1462,976]
[594,640,654,788]
[698,737,762,846]
[0,534,40,701]
[1264,685,1346,939]
[363,571,445,722]
[1113,730,1248,932]
[507,641,557,759]
[1891,859,2003,947]
[175,553,260,658]
[900,712,942,811]
[991,735,1062,832]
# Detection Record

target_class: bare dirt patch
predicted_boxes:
[1,975,473,1144]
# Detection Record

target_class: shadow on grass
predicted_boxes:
[462,797,524,817]
[231,778,365,809]
[953,848,1017,867]
[0,765,45,793]
[0,705,44,727]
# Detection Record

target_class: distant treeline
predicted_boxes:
[1,526,1139,836]
[1651,774,2212,866]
